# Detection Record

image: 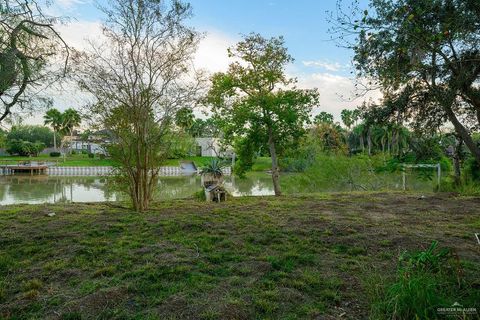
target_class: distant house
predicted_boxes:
[65,130,111,155]
[195,137,219,157]
[194,137,234,157]
[70,140,106,155]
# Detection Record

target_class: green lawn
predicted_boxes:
[252,156,272,171]
[0,193,478,319]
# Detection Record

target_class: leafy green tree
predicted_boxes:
[43,108,63,150]
[61,108,81,136]
[60,108,81,152]
[77,0,201,211]
[79,129,92,144]
[0,0,69,123]
[333,0,480,163]
[0,128,6,148]
[189,117,220,137]
[340,109,354,130]
[6,139,45,156]
[175,108,195,131]
[165,129,196,158]
[311,123,347,153]
[314,111,334,124]
[206,33,319,195]
[6,125,56,147]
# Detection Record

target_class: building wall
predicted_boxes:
[195,138,219,157]
[70,141,107,155]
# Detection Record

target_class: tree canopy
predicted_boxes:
[0,0,69,122]
[314,111,334,124]
[206,33,319,195]
[332,0,480,163]
[76,0,202,211]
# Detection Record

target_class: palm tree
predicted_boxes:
[341,109,354,130]
[175,108,195,131]
[61,108,81,152]
[43,108,63,150]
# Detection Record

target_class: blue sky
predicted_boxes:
[63,0,355,76]
[39,0,378,124]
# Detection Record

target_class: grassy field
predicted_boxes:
[0,193,478,319]
[0,155,217,168]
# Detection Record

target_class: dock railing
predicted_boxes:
[0,159,60,167]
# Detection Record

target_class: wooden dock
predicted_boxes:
[0,160,55,175]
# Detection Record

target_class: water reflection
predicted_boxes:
[0,173,275,205]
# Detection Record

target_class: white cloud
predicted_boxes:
[57,20,103,50]
[55,0,91,9]
[302,60,345,72]
[44,0,92,16]
[194,30,237,73]
[25,23,236,123]
[295,72,382,120]
[22,21,382,125]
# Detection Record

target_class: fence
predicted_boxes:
[46,166,232,176]
[402,163,441,190]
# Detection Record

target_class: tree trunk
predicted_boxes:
[444,106,480,165]
[367,127,372,156]
[387,132,391,154]
[69,129,73,155]
[268,126,281,196]
[453,136,463,186]
[53,130,57,150]
[391,128,398,156]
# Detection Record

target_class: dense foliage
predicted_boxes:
[5,139,45,156]
[0,0,68,122]
[333,0,480,163]
[6,125,57,148]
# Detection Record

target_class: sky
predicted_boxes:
[25,0,378,125]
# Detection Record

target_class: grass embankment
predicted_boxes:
[0,155,216,168]
[0,193,479,319]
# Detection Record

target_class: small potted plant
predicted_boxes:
[200,159,224,187]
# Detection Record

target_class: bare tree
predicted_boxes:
[0,0,69,122]
[76,0,203,211]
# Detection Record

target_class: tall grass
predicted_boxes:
[365,242,479,319]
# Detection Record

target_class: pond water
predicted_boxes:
[0,171,437,205]
[0,174,276,205]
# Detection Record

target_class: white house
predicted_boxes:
[70,141,107,155]
[195,137,220,157]
[194,137,234,157]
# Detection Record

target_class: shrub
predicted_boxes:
[50,152,61,157]
[200,159,224,179]
[465,157,480,182]
[6,139,45,156]
[81,149,88,154]
[71,150,77,155]
[6,125,58,148]
[88,153,94,158]
[98,153,106,159]
[283,153,386,193]
[193,189,206,201]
